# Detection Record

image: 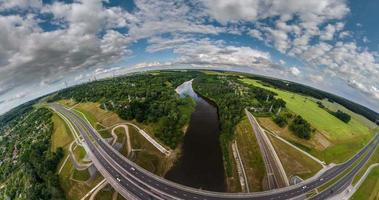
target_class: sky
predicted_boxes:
[0,0,379,115]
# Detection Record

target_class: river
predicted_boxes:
[165,80,226,192]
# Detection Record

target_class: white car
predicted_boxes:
[302,185,307,189]
[320,178,324,181]
[116,177,121,182]
[131,167,135,171]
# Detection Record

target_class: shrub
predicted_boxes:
[272,115,288,127]
[289,115,312,139]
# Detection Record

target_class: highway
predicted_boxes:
[310,137,378,200]
[245,109,289,189]
[50,103,379,200]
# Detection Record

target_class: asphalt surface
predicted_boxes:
[245,109,289,189]
[310,137,378,200]
[51,103,379,200]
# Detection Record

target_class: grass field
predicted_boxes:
[234,116,266,191]
[321,99,377,129]
[73,145,87,163]
[128,126,174,176]
[241,78,375,163]
[73,108,98,127]
[226,143,243,193]
[94,186,115,200]
[51,113,73,152]
[59,158,104,200]
[51,112,75,171]
[258,116,373,164]
[71,102,124,127]
[351,166,379,200]
[72,169,90,181]
[241,78,373,141]
[268,134,322,180]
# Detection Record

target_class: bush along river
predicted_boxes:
[165,80,226,192]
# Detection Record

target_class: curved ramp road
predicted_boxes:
[50,103,379,200]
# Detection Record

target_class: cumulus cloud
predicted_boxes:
[174,39,272,68]
[0,0,378,113]
[0,0,132,97]
[0,0,42,11]
[289,67,301,76]
[309,75,324,83]
[201,0,349,24]
[301,42,379,100]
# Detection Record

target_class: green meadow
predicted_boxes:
[240,78,373,141]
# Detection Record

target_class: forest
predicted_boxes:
[0,108,64,200]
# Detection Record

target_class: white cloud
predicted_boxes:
[278,59,285,65]
[174,39,272,68]
[0,0,42,11]
[309,74,324,83]
[303,42,379,100]
[0,0,132,97]
[200,0,349,24]
[126,0,224,41]
[289,67,301,76]
[339,31,350,39]
[249,29,263,40]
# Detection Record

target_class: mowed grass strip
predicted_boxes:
[51,112,75,170]
[240,78,372,141]
[226,142,242,193]
[351,166,379,200]
[235,116,266,192]
[268,134,322,180]
[353,145,379,184]
[51,113,73,152]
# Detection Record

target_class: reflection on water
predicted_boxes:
[165,80,226,192]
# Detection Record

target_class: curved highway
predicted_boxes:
[50,103,379,200]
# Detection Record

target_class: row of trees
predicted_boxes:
[331,110,351,123]
[317,101,351,123]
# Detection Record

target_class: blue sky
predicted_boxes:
[0,0,378,115]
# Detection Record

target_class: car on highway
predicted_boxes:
[302,185,307,189]
[116,177,121,182]
[131,167,135,171]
